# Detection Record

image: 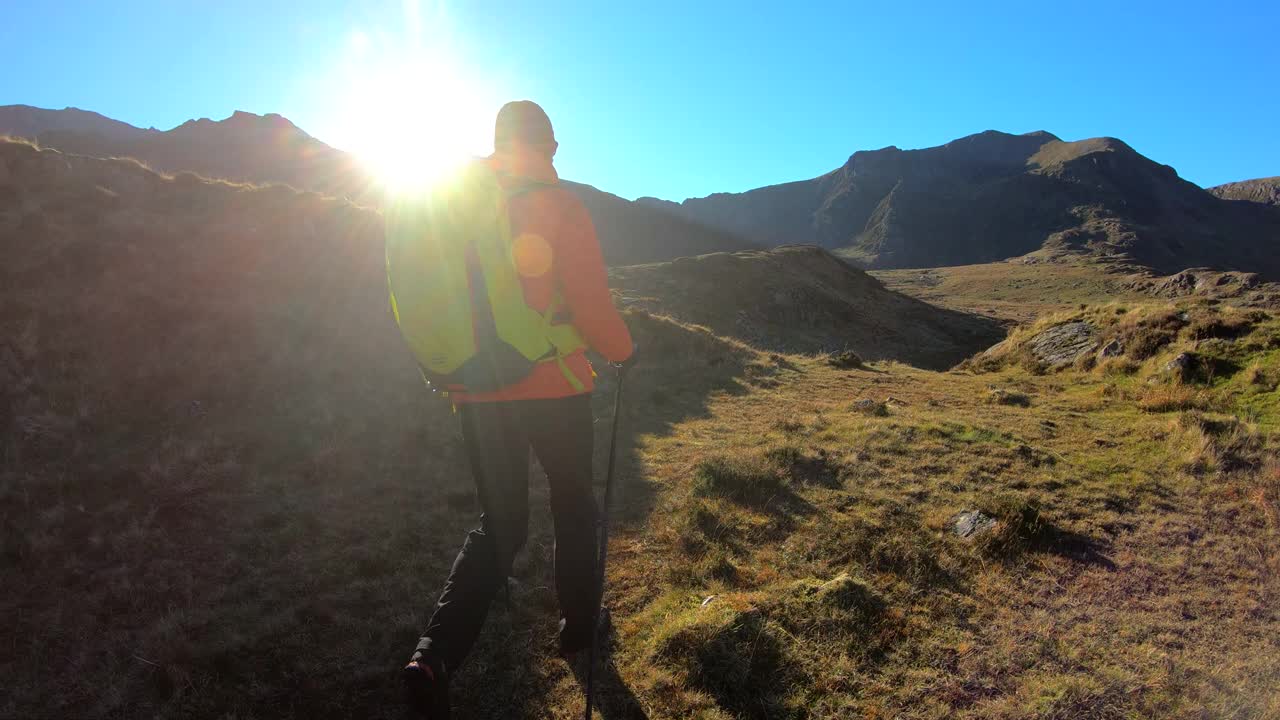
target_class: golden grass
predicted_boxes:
[4,139,1280,717]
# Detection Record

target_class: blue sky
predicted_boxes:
[2,1,1277,200]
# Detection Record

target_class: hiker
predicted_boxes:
[389,100,635,718]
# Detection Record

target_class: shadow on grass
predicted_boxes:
[1041,526,1118,570]
[568,623,650,720]
[975,494,1117,570]
[1,166,784,720]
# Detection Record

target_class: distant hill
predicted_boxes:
[0,138,988,382]
[1209,177,1280,207]
[1,105,752,265]
[562,181,753,266]
[1,106,371,199]
[610,245,1004,369]
[647,131,1280,278]
[0,104,153,143]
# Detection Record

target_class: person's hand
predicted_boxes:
[612,344,639,372]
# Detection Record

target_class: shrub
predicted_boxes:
[1127,327,1178,360]
[1187,313,1257,340]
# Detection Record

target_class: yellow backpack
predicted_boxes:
[384,161,585,393]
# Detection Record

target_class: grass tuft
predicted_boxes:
[1138,383,1213,413]
[826,350,865,370]
[974,493,1054,558]
[987,388,1032,407]
[693,453,787,504]
[649,601,789,717]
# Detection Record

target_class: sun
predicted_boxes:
[336,56,496,193]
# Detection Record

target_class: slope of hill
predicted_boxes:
[2,137,1279,718]
[2,105,753,265]
[1210,176,1280,206]
[611,245,1004,368]
[652,131,1280,278]
[875,257,1280,323]
[563,181,755,266]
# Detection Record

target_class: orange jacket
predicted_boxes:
[449,151,633,404]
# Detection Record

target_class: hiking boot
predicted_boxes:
[402,651,450,719]
[559,607,611,658]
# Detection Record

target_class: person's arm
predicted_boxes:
[555,196,634,363]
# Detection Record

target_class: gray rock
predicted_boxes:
[852,398,888,416]
[1164,352,1197,380]
[952,510,997,538]
[1027,321,1098,367]
[1098,338,1125,358]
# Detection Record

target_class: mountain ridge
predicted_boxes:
[5,105,1278,277]
[1210,176,1280,207]
[1,105,754,266]
[650,129,1280,278]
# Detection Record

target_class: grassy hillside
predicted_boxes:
[3,138,1279,718]
[611,246,1004,369]
[873,259,1147,322]
[596,304,1280,719]
[875,258,1279,323]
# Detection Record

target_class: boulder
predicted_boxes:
[1027,321,1097,367]
[952,510,996,538]
[1164,352,1197,381]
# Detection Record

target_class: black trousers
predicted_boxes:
[414,393,599,673]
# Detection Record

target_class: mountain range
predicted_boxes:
[3,104,1277,277]
[0,105,750,267]
[640,131,1280,277]
[1210,176,1280,207]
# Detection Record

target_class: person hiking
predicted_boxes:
[391,100,635,719]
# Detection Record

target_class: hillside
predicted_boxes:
[1210,176,1280,206]
[1,105,753,265]
[875,256,1280,323]
[648,131,1280,278]
[610,245,1004,368]
[0,106,372,200]
[3,137,1280,718]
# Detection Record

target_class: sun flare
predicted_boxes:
[337,55,495,192]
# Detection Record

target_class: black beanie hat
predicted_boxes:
[494,100,556,148]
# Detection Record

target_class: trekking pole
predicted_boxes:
[584,361,629,720]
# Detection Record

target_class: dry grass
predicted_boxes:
[871,260,1149,322]
[4,138,1280,719]
[616,345,1280,719]
[1137,382,1213,413]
